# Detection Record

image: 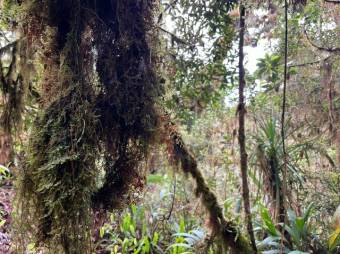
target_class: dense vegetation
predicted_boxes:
[0,0,339,253]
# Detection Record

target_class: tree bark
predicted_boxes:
[238,4,257,252]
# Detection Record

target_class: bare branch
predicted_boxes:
[0,30,10,42]
[288,55,331,68]
[157,0,179,24]
[303,28,340,53]
[156,26,191,46]
[0,40,18,55]
[324,0,340,3]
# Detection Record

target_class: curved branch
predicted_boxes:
[303,28,340,53]
[161,115,254,254]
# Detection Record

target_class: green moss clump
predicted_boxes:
[14,0,161,253]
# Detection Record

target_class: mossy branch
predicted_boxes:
[160,116,255,254]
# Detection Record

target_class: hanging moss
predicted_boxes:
[14,0,160,253]
[12,0,253,253]
[0,40,26,165]
[90,0,161,209]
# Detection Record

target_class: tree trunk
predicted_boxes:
[238,4,257,252]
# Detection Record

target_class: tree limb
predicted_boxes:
[288,55,331,68]
[161,115,255,254]
[0,40,18,55]
[303,28,340,53]
[324,0,340,3]
[156,26,191,46]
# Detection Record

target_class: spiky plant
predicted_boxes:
[250,116,335,224]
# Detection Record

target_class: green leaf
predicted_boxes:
[147,174,164,184]
[110,213,115,223]
[260,206,280,237]
[329,224,340,251]
[256,236,281,249]
[27,243,35,251]
[285,225,299,244]
[295,217,305,234]
[0,164,10,175]
[179,217,185,233]
[152,232,159,245]
[302,203,314,224]
[99,227,105,238]
[130,224,136,236]
[142,237,150,253]
[167,243,194,250]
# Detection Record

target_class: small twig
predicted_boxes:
[76,119,86,145]
[81,6,107,28]
[157,0,179,24]
[166,172,176,220]
[156,26,191,46]
[324,0,340,3]
[0,30,10,42]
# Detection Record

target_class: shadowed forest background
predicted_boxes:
[0,0,339,253]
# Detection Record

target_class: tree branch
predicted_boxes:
[303,28,340,53]
[288,55,331,68]
[0,40,18,55]
[156,26,191,46]
[324,0,340,3]
[0,30,10,42]
[161,115,255,254]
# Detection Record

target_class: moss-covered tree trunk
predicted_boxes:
[14,1,160,253]
[238,3,257,252]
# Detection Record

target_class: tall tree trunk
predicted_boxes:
[321,59,340,168]
[238,4,257,252]
[280,0,292,249]
[321,60,335,136]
